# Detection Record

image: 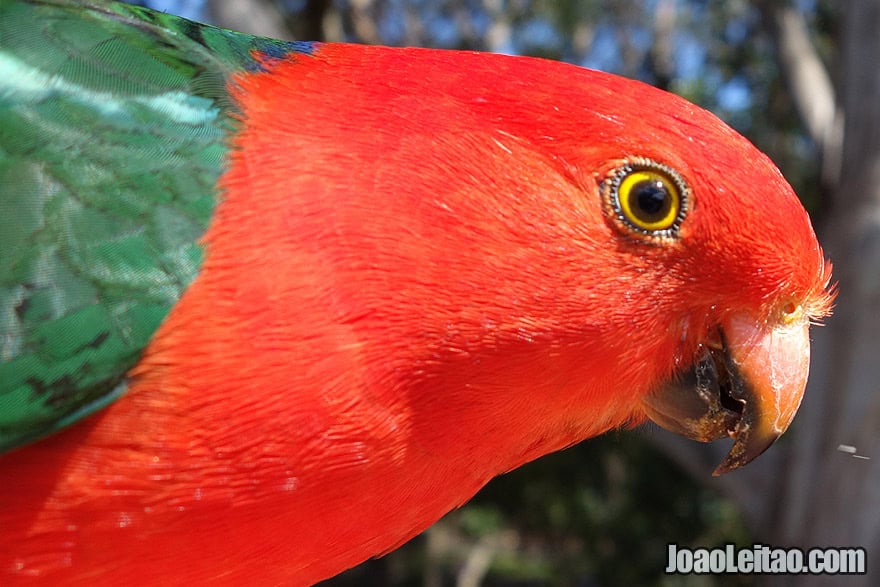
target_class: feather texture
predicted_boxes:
[0,0,309,450]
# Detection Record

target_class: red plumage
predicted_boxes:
[0,44,832,585]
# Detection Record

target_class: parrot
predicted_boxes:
[0,0,835,584]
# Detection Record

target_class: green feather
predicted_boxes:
[0,0,311,452]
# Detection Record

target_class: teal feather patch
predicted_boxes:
[0,0,313,452]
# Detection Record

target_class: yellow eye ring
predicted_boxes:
[618,170,680,230]
[603,159,689,239]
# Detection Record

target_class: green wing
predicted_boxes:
[0,0,310,452]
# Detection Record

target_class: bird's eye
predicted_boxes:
[603,159,688,240]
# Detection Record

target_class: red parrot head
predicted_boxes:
[224,45,835,480]
[615,155,835,474]
[574,104,835,475]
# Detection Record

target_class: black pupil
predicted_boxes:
[631,179,671,221]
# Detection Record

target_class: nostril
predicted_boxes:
[782,301,801,323]
[705,327,724,350]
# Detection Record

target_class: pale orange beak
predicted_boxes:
[641,309,811,475]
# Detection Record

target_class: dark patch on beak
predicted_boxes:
[642,314,810,475]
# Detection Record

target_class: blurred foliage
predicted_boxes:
[128,0,840,584]
[298,0,837,214]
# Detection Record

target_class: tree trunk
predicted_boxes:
[777,1,880,583]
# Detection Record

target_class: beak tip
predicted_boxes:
[712,454,745,476]
[712,423,782,476]
[712,448,743,477]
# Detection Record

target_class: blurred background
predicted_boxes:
[124,1,877,585]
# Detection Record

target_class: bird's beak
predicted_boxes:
[641,310,811,475]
